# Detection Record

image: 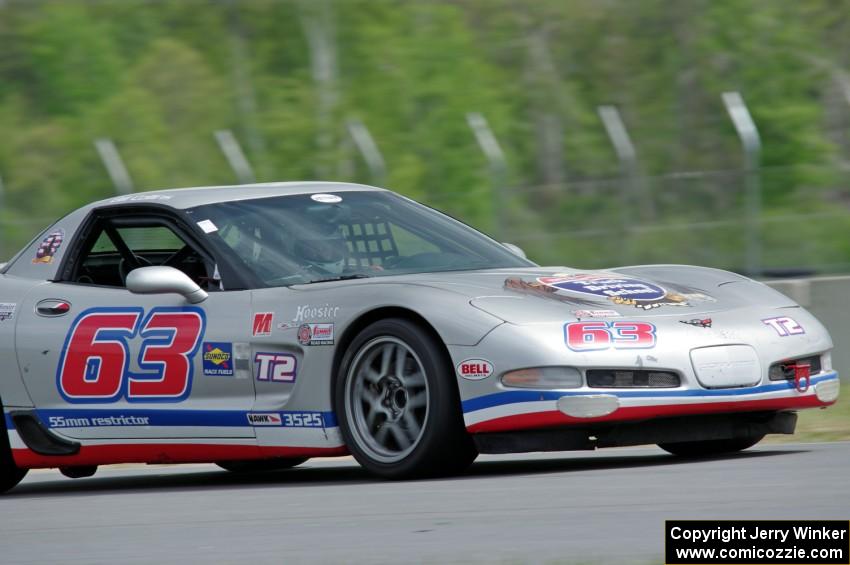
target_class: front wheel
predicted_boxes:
[658,435,765,457]
[0,413,27,493]
[336,318,476,479]
[0,460,25,493]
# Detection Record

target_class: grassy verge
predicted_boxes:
[765,385,850,443]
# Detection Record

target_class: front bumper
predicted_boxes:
[461,372,839,433]
[450,311,838,434]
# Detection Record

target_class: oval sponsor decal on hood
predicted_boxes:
[538,273,667,302]
[457,358,494,380]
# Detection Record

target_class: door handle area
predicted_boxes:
[35,299,72,317]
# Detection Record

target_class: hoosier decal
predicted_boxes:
[294,304,340,323]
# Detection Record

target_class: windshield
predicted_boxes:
[188,191,534,287]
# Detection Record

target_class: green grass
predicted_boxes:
[765,387,850,443]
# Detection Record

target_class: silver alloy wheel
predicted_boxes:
[344,336,430,463]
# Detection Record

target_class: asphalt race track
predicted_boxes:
[1,442,848,564]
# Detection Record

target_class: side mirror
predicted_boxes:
[502,242,527,259]
[126,266,208,304]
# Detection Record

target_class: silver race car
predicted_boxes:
[0,182,840,492]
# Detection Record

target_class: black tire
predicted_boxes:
[658,434,765,457]
[216,457,309,473]
[335,318,477,479]
[0,408,27,493]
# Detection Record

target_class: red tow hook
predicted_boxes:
[793,363,811,393]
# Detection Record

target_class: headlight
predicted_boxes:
[501,367,582,389]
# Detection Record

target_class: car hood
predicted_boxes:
[408,265,798,324]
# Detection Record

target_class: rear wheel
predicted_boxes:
[0,409,27,493]
[216,457,308,473]
[336,318,477,479]
[658,435,765,457]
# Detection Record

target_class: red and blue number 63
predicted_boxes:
[565,321,656,351]
[56,306,206,403]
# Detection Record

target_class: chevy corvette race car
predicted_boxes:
[0,182,840,492]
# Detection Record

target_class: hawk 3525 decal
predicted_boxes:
[56,306,206,403]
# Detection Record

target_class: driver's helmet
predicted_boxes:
[292,224,349,275]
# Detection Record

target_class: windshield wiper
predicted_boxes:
[304,273,371,284]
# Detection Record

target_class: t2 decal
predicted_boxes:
[565,321,656,351]
[57,306,205,403]
[762,316,804,337]
[255,352,297,383]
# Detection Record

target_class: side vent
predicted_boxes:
[10,411,80,456]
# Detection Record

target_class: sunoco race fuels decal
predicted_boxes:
[202,342,234,376]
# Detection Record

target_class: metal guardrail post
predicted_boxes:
[722,92,762,276]
[346,119,386,187]
[94,138,134,195]
[0,173,4,255]
[598,105,638,264]
[214,129,257,184]
[466,112,508,240]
